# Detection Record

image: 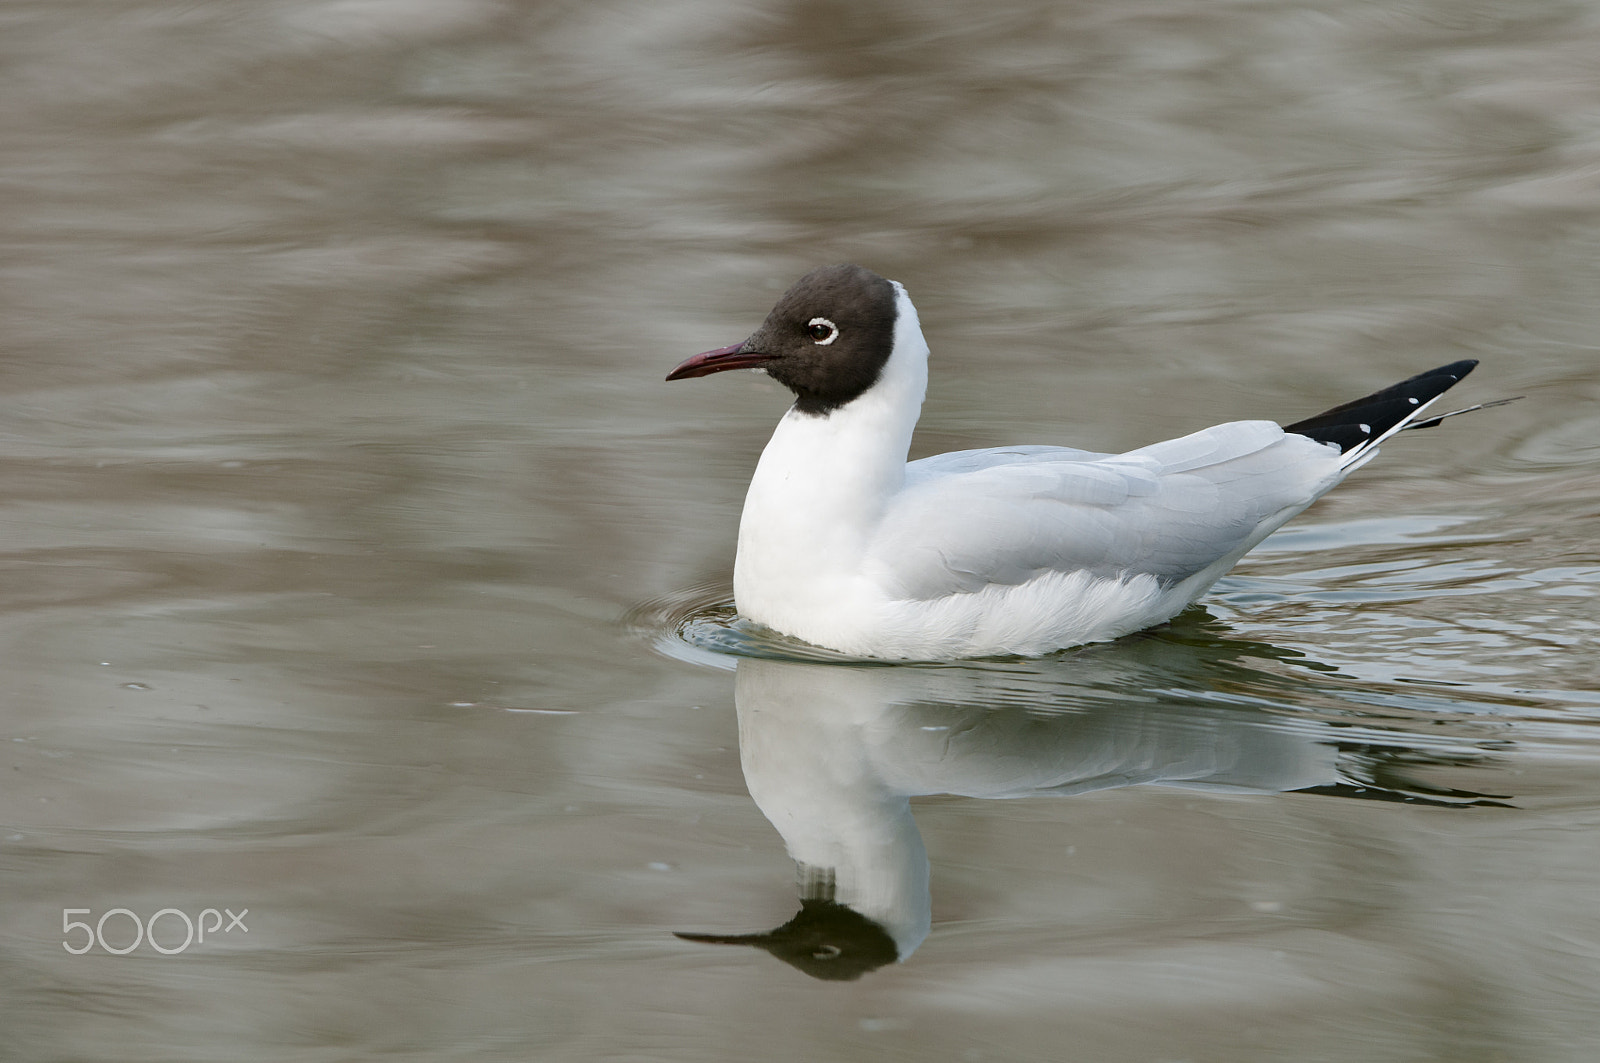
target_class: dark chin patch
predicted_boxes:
[783,376,881,417]
[750,264,899,416]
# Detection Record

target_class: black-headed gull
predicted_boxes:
[668,264,1484,660]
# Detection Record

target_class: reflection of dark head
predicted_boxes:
[675,898,898,981]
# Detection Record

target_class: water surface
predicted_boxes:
[2,1,1598,1060]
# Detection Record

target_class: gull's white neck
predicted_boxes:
[734,283,928,635]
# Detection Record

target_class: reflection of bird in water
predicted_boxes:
[676,884,899,983]
[675,650,1511,981]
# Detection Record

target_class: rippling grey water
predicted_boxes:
[3,1,1598,1060]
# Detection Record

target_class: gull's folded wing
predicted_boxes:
[874,421,1344,599]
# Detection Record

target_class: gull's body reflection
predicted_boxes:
[678,640,1506,980]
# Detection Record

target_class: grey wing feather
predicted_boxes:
[906,443,1115,478]
[876,421,1343,599]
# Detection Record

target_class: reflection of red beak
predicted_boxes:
[672,929,770,945]
[665,341,779,381]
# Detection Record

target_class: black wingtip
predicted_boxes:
[1283,359,1480,453]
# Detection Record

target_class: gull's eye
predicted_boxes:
[806,317,839,345]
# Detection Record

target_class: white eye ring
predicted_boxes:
[807,317,839,345]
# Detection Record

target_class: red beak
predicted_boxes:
[666,341,778,381]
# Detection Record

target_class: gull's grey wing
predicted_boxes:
[875,420,1344,600]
